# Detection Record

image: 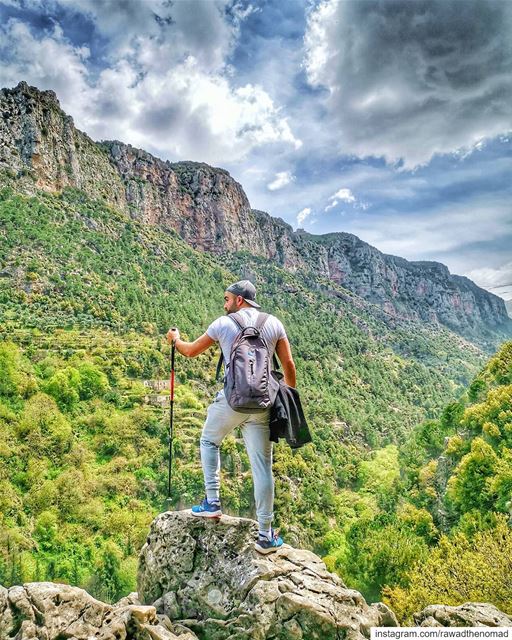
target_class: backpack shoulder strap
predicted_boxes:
[255,312,269,332]
[256,312,280,369]
[216,312,244,382]
[229,312,245,331]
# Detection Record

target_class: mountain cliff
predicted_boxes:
[0,81,510,344]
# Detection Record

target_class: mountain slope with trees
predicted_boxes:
[322,341,512,622]
[0,182,495,604]
[1,81,510,347]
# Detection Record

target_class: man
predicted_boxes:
[167,280,296,554]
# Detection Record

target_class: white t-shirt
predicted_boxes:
[206,307,287,364]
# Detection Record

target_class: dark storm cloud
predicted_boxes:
[304,0,512,167]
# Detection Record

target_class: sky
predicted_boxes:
[0,0,511,302]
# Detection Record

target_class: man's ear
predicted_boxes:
[237,295,244,307]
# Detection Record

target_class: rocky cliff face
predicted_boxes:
[0,82,126,209]
[305,233,509,333]
[1,81,510,341]
[101,141,258,255]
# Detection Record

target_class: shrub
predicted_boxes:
[16,393,73,458]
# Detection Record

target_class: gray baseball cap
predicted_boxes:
[226,280,261,308]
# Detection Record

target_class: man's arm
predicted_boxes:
[167,329,215,358]
[275,337,296,388]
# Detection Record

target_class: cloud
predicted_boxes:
[323,186,368,212]
[296,207,312,226]
[345,193,512,262]
[23,0,239,71]
[0,3,300,165]
[267,170,294,191]
[0,19,91,108]
[304,0,512,168]
[331,188,355,204]
[119,60,301,162]
[466,262,512,301]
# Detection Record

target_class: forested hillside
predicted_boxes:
[322,341,512,622]
[0,183,509,615]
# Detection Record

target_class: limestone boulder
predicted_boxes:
[138,510,397,640]
[415,602,512,627]
[0,581,197,640]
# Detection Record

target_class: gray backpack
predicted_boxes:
[216,311,280,414]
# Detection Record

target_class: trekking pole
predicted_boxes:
[167,330,177,506]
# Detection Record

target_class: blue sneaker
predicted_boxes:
[254,529,283,554]
[191,497,222,518]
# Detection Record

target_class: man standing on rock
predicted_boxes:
[167,280,296,554]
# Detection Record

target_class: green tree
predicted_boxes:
[89,541,126,603]
[446,437,498,514]
[384,516,512,623]
[77,362,110,400]
[16,393,73,457]
[44,368,81,410]
[341,517,429,602]
[0,342,37,398]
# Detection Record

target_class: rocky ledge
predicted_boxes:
[0,582,187,640]
[1,511,511,639]
[137,511,397,640]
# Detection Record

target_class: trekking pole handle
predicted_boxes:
[170,335,176,401]
[167,327,179,343]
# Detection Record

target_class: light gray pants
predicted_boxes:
[200,389,274,531]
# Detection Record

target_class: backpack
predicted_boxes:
[215,311,280,414]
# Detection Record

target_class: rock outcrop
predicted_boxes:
[1,81,510,342]
[2,514,512,639]
[297,233,509,334]
[102,142,257,255]
[0,81,126,209]
[0,582,194,640]
[415,602,512,627]
[137,510,397,640]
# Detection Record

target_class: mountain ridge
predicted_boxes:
[0,80,510,346]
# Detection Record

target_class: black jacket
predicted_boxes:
[269,375,312,449]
